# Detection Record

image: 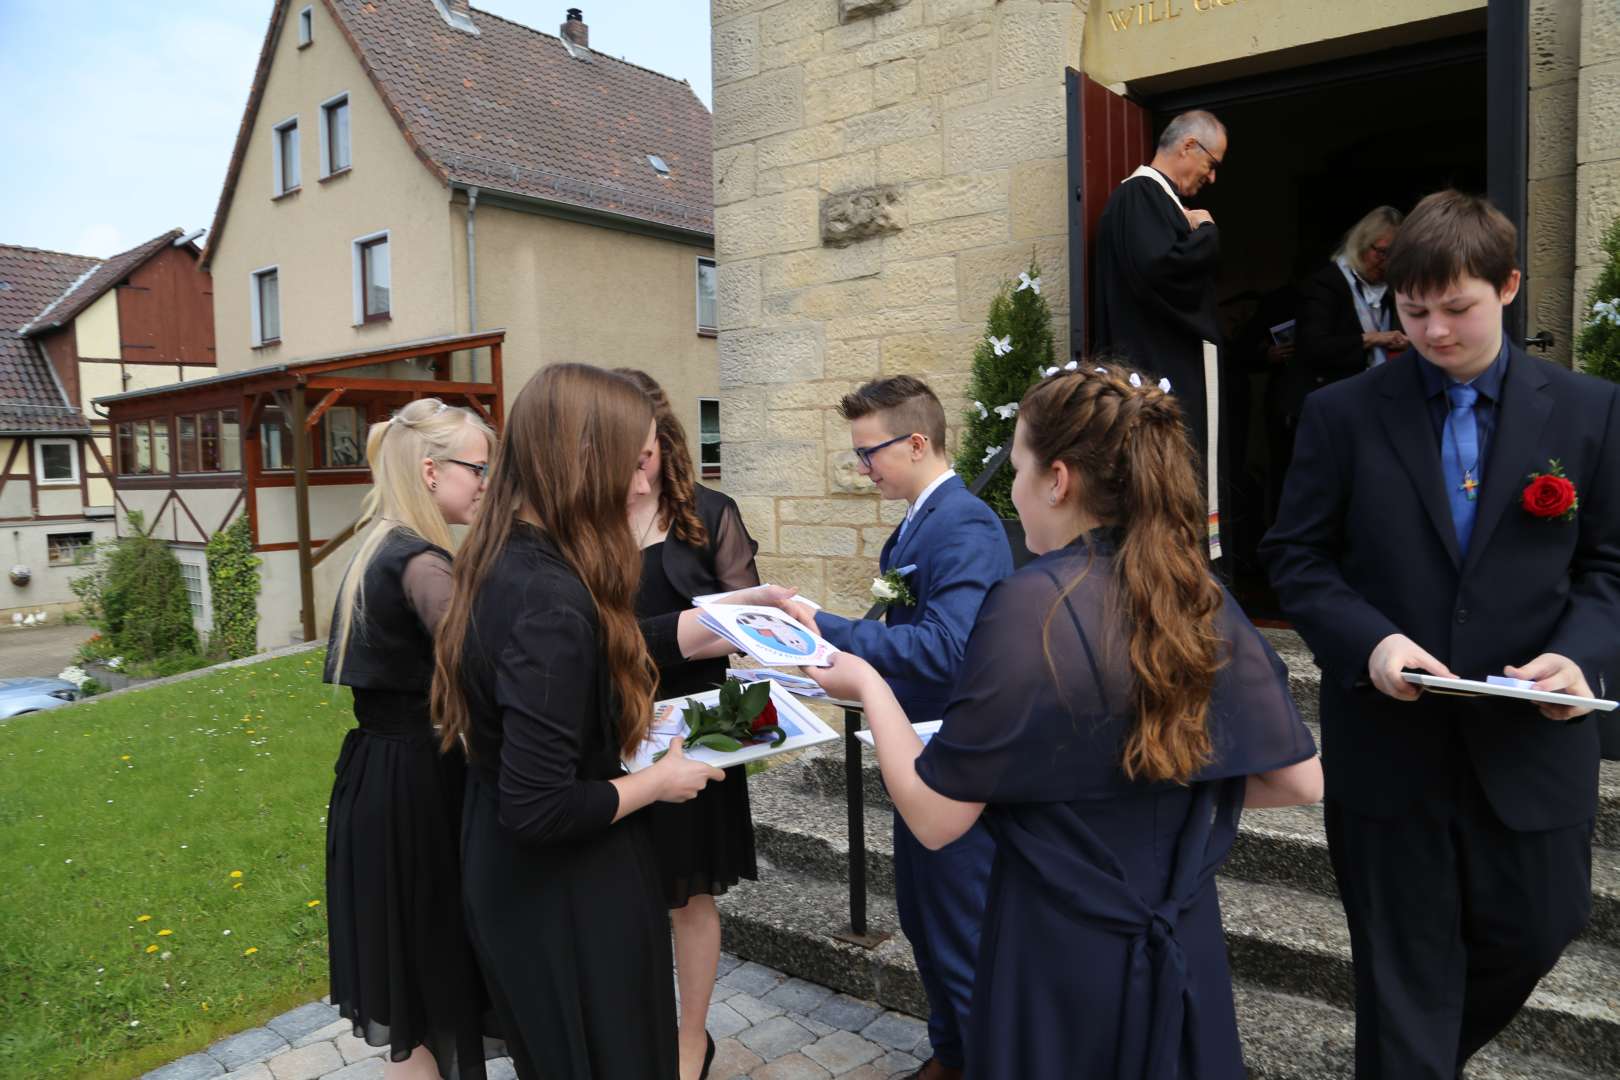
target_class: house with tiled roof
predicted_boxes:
[97,1,720,648]
[0,231,214,619]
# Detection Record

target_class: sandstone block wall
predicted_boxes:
[1576,0,1620,357]
[711,0,1085,614]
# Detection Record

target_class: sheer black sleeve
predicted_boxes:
[711,502,761,593]
[401,550,454,634]
[493,604,621,845]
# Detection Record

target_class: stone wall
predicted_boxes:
[1529,0,1581,366]
[711,0,1086,614]
[1575,0,1620,353]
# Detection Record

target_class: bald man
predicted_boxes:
[1092,109,1228,559]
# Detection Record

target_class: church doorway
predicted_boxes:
[1066,7,1529,618]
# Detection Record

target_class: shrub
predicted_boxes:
[1577,215,1620,383]
[205,515,261,660]
[71,511,197,663]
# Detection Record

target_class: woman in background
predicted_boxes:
[324,398,497,1080]
[619,368,761,1080]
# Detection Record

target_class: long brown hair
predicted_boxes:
[613,368,708,548]
[1018,364,1225,784]
[433,364,659,758]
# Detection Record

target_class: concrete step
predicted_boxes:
[775,747,1620,949]
[716,868,1608,1079]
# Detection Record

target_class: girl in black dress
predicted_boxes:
[432,364,790,1080]
[810,366,1323,1077]
[324,398,496,1080]
[618,369,762,1080]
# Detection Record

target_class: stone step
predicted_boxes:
[716,868,1607,1079]
[773,747,1620,949]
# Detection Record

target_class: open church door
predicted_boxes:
[1486,0,1530,346]
[1066,69,1154,361]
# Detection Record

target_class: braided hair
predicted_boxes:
[1018,363,1225,785]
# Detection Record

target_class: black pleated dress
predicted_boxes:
[323,528,494,1079]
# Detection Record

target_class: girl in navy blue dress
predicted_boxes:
[811,364,1323,1079]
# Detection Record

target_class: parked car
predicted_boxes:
[0,677,79,718]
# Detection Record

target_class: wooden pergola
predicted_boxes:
[98,329,505,641]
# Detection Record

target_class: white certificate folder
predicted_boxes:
[1400,673,1617,712]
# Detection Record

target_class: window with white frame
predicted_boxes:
[698,398,721,478]
[251,266,281,345]
[696,257,717,334]
[352,232,390,323]
[34,439,78,485]
[320,93,351,176]
[178,560,205,620]
[272,117,300,195]
[298,5,314,46]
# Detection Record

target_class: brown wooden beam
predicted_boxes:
[490,340,505,428]
[287,385,316,642]
[301,377,497,394]
[304,387,346,430]
[462,393,492,424]
[311,515,362,568]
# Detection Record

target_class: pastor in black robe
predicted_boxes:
[1092,170,1226,551]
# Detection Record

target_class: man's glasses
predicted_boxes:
[853,433,919,469]
[1192,139,1223,170]
[447,458,488,479]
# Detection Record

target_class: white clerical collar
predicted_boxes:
[1130,164,1184,210]
[907,469,956,523]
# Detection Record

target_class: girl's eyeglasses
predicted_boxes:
[447,458,488,479]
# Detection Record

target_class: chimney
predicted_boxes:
[561,8,588,48]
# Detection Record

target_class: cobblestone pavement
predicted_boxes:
[142,954,931,1080]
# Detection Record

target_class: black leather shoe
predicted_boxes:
[698,1032,716,1080]
[902,1059,964,1080]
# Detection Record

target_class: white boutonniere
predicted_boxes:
[871,565,917,608]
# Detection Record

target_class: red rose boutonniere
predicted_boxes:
[1522,460,1579,523]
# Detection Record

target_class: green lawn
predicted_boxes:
[0,648,351,1080]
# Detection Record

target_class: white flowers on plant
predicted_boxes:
[871,577,900,601]
[973,400,989,420]
[1592,298,1620,327]
[1016,272,1043,295]
[58,666,89,689]
[988,334,1013,357]
[105,656,124,671]
[993,402,1019,420]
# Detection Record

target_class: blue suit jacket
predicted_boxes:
[816,475,1014,722]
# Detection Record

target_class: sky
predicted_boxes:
[0,0,714,258]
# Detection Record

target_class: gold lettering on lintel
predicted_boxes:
[1106,0,1239,32]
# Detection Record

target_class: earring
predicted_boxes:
[430,481,438,491]
[1048,493,1057,506]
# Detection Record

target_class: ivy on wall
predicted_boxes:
[205,515,261,660]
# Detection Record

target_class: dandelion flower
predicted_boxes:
[243,947,258,956]
[136,915,152,923]
[156,929,173,937]
[201,1002,209,1012]
[232,882,244,890]
[228,870,243,879]
[144,945,159,954]
[306,900,320,908]
[120,755,130,761]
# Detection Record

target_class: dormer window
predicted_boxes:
[648,155,671,178]
[298,5,313,47]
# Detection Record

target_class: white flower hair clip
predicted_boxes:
[1094,366,1108,374]
[1016,272,1042,295]
[1042,365,1059,377]
[1129,372,1142,388]
[988,334,1012,357]
[1158,378,1172,393]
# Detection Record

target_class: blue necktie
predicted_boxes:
[1442,383,1480,554]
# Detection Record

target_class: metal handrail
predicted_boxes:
[837,440,1012,944]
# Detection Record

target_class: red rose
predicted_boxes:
[750,700,778,734]
[1522,474,1576,519]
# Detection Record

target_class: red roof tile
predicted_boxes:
[0,244,98,435]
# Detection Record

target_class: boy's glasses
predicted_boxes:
[853,433,920,468]
[447,458,488,479]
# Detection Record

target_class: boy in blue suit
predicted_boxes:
[788,376,1013,1080]
[1262,192,1620,1078]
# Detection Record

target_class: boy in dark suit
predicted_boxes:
[787,376,1013,1080]
[1261,191,1620,1078]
